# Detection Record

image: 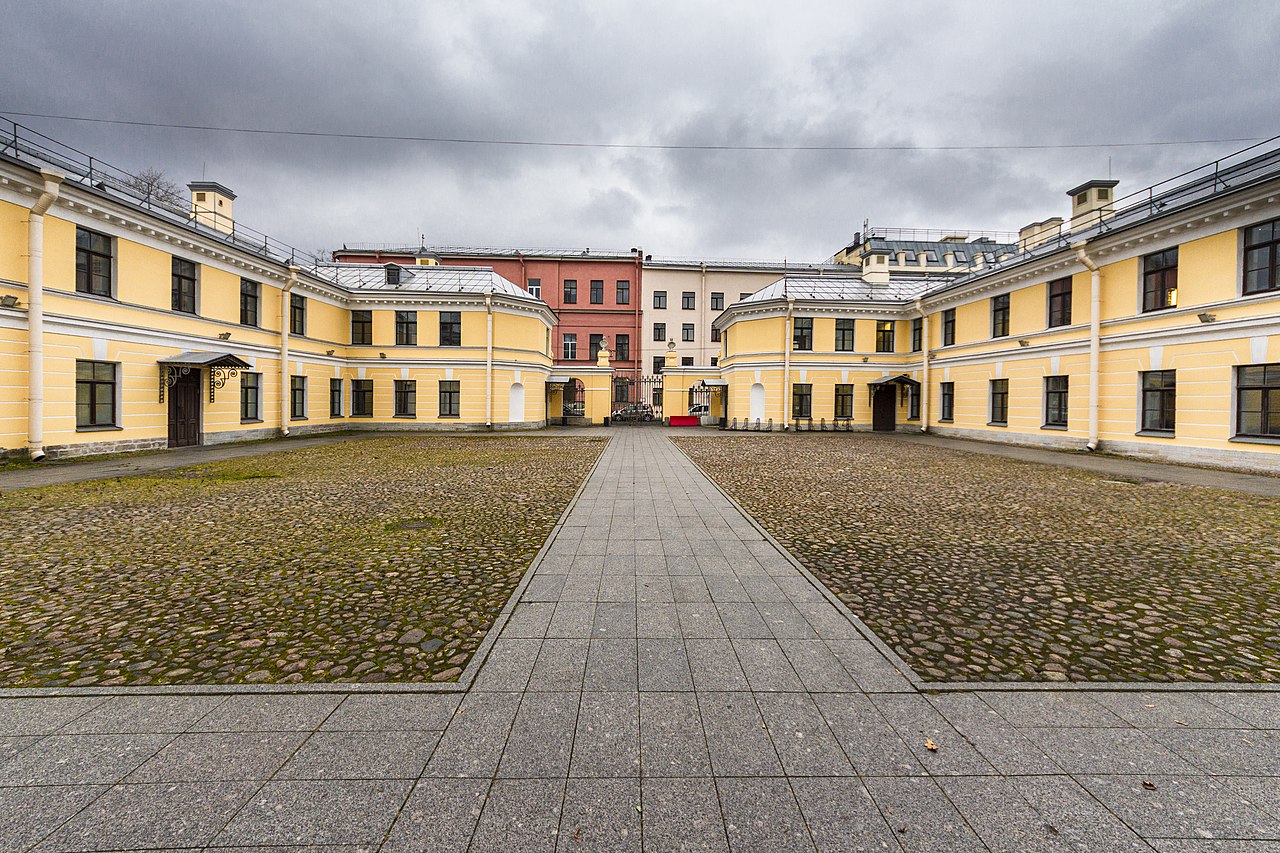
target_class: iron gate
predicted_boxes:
[611,374,664,425]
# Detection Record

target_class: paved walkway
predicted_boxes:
[1,431,1278,850]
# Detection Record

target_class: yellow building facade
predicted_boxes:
[0,158,558,460]
[715,145,1280,472]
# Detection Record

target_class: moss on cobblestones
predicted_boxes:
[675,434,1280,683]
[0,436,604,687]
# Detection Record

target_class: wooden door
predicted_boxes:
[167,370,202,447]
[872,385,897,432]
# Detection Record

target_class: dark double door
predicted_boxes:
[168,370,202,447]
[872,385,897,432]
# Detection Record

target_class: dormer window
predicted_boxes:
[1097,188,1110,201]
[195,192,206,202]
[385,266,401,286]
[1075,191,1088,205]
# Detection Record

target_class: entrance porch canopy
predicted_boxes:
[158,351,252,403]
[867,373,919,404]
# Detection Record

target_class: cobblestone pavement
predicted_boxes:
[0,436,605,687]
[675,433,1280,684]
[1,429,1279,851]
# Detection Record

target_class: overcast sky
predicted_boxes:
[2,1,1278,262]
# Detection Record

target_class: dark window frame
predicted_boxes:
[793,317,813,351]
[563,279,577,304]
[1236,363,1280,438]
[1244,218,1280,295]
[942,308,956,346]
[590,279,604,304]
[351,379,374,417]
[616,279,631,305]
[290,293,306,336]
[911,317,923,352]
[75,226,113,297]
[329,378,343,417]
[351,310,373,345]
[875,320,895,353]
[290,375,307,420]
[395,310,418,346]
[1044,375,1069,428]
[711,326,721,343]
[991,293,1010,338]
[792,383,812,420]
[834,383,854,419]
[240,371,261,422]
[75,360,117,428]
[615,334,629,361]
[835,318,855,352]
[1141,370,1176,433]
[682,323,695,342]
[940,381,955,421]
[589,334,604,360]
[439,379,460,418]
[653,290,667,309]
[1048,277,1072,327]
[394,379,417,417]
[1142,247,1179,312]
[239,279,260,327]
[171,257,197,314]
[711,292,724,311]
[990,378,1009,425]
[439,311,462,347]
[653,322,666,342]
[682,291,695,310]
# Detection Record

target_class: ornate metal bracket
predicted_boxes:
[209,366,241,402]
[158,364,193,403]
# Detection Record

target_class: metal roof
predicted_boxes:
[308,262,542,301]
[738,275,939,305]
[157,351,252,368]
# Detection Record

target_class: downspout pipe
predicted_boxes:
[1073,243,1101,451]
[280,266,298,437]
[916,298,930,433]
[27,169,64,462]
[485,290,494,428]
[782,297,794,431]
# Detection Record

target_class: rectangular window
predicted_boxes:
[615,334,629,361]
[711,292,724,311]
[385,266,401,287]
[616,280,630,304]
[329,378,343,417]
[711,356,718,366]
[590,279,604,304]
[395,310,417,346]
[1141,370,1176,433]
[394,379,417,417]
[562,333,577,360]
[563,279,577,304]
[990,378,1009,425]
[1244,218,1280,295]
[911,317,923,352]
[739,292,751,301]
[1142,247,1178,312]
[653,322,666,342]
[711,326,721,343]
[835,318,855,352]
[908,386,920,420]
[792,317,813,351]
[75,227,113,297]
[590,334,604,360]
[876,320,895,353]
[351,310,373,345]
[75,360,116,427]
[792,383,812,419]
[290,293,306,335]
[171,257,197,314]
[439,380,460,417]
[653,356,664,374]
[834,384,854,419]
[682,291,695,310]
[290,375,307,420]
[682,323,695,342]
[991,293,1010,338]
[351,379,373,417]
[240,371,261,421]
[239,279,260,327]
[526,278,541,299]
[1048,277,1072,327]
[940,381,955,421]
[1236,363,1280,437]
[1044,375,1069,427]
[654,290,667,309]
[439,311,462,347]
[682,356,694,366]
[942,309,956,346]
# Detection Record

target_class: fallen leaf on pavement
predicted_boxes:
[924,737,938,751]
